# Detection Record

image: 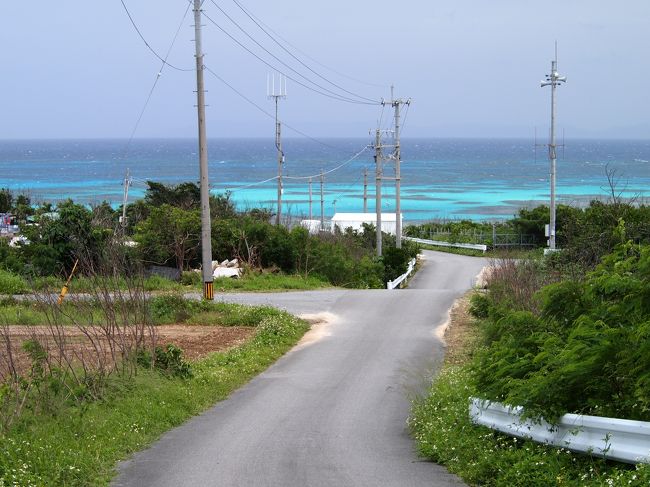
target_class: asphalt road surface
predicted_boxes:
[114,250,487,487]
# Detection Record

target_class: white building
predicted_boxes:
[330,213,402,235]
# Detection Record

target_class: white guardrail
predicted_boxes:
[403,237,487,253]
[470,398,650,464]
[386,258,416,290]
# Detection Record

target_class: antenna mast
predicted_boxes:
[120,168,131,232]
[540,44,566,251]
[268,73,286,226]
[194,0,214,300]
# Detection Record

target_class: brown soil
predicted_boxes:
[0,324,255,379]
[443,291,481,365]
[156,325,254,360]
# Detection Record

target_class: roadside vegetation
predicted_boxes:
[0,287,308,485]
[0,183,416,294]
[410,200,650,486]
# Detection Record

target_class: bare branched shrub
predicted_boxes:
[0,237,158,430]
[485,258,560,314]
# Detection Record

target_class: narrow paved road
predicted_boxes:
[114,250,486,486]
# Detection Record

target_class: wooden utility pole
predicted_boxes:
[193,0,213,300]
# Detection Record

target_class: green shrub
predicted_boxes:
[137,344,192,378]
[468,292,489,319]
[0,269,27,294]
[148,294,190,323]
[181,270,202,286]
[474,242,650,421]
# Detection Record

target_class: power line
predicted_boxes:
[200,10,379,105]
[225,145,370,193]
[119,0,192,72]
[227,0,380,103]
[121,2,193,159]
[230,0,387,90]
[225,175,279,192]
[203,65,344,150]
[284,145,370,180]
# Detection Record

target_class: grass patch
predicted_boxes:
[0,302,309,486]
[0,269,28,294]
[213,272,330,292]
[408,292,650,486]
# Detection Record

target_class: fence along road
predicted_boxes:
[114,250,486,487]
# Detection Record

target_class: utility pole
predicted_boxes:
[382,86,411,249]
[374,129,383,257]
[308,177,313,220]
[268,74,286,226]
[540,45,566,251]
[193,0,213,300]
[319,170,324,231]
[120,168,131,232]
[363,167,368,213]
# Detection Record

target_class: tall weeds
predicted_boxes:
[0,240,157,432]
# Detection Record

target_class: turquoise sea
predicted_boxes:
[0,138,648,222]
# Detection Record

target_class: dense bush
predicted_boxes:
[474,242,650,422]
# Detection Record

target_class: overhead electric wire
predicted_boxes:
[226,0,380,103]
[224,145,370,193]
[284,145,370,180]
[230,0,386,90]
[225,175,279,192]
[200,10,379,105]
[203,65,343,150]
[120,2,193,160]
[119,0,192,72]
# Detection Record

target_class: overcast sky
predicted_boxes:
[1,1,649,139]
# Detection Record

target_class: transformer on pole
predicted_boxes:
[540,45,566,251]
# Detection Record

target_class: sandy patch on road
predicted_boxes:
[293,312,337,350]
[439,292,479,365]
[475,265,493,288]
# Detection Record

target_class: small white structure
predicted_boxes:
[330,213,402,236]
[299,219,324,235]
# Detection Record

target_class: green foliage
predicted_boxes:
[144,181,201,210]
[148,294,190,323]
[137,344,192,378]
[0,304,307,486]
[19,200,108,276]
[410,366,650,487]
[0,269,28,294]
[0,188,13,213]
[474,242,650,422]
[468,292,490,319]
[213,272,329,292]
[135,204,201,271]
[382,246,412,282]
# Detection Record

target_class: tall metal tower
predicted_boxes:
[268,74,286,226]
[193,0,214,300]
[540,46,566,250]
